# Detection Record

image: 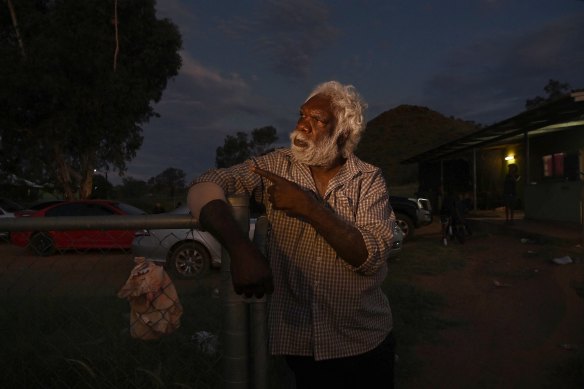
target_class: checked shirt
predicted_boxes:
[192,148,395,361]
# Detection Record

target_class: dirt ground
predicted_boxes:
[1,224,583,388]
[403,222,584,389]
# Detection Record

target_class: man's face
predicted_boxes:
[290,94,342,167]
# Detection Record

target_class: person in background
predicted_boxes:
[503,164,520,224]
[440,187,468,245]
[152,202,166,214]
[188,81,396,388]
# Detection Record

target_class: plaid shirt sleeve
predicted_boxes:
[350,169,395,276]
[190,159,261,198]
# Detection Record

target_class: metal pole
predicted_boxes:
[523,131,530,184]
[250,215,269,389]
[439,160,444,212]
[222,195,250,389]
[473,149,477,211]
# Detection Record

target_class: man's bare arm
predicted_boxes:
[196,198,274,298]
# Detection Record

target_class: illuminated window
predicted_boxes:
[553,153,564,176]
[542,152,565,178]
[542,155,552,177]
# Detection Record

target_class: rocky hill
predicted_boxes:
[355,105,479,190]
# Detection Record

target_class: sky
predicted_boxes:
[114,0,584,185]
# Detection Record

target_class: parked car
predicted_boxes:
[132,206,404,279]
[132,206,252,279]
[0,198,25,238]
[14,200,64,217]
[10,200,146,255]
[389,195,432,240]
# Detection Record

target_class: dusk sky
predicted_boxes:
[116,0,584,185]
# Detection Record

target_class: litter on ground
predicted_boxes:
[551,256,573,265]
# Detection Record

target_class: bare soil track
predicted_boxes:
[403,222,584,389]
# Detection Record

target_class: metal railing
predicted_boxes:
[0,197,277,389]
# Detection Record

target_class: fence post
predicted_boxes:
[222,195,251,388]
[250,215,269,389]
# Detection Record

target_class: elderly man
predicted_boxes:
[188,81,396,388]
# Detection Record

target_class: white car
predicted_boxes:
[132,206,256,279]
[132,206,403,279]
[0,198,25,238]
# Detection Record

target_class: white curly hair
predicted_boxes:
[306,81,367,157]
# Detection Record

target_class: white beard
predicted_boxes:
[289,130,342,167]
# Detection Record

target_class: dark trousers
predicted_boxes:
[285,332,395,389]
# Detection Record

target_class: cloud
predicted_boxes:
[421,12,584,124]
[155,0,199,36]
[219,0,339,79]
[168,52,268,121]
[119,55,264,183]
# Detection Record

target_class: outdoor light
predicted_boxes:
[505,155,515,162]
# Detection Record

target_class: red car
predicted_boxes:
[10,200,146,255]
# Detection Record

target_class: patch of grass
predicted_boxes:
[549,348,584,388]
[572,280,584,300]
[385,239,467,383]
[485,267,541,281]
[0,234,498,388]
[390,240,466,278]
[383,280,464,382]
[0,288,225,388]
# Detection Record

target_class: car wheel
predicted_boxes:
[30,233,55,256]
[395,213,415,240]
[169,241,211,279]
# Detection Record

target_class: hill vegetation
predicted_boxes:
[356,105,479,193]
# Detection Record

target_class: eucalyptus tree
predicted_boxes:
[0,0,182,199]
[216,126,279,168]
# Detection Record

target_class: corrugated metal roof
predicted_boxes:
[401,91,584,164]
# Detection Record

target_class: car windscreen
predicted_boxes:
[0,198,24,212]
[29,201,63,210]
[117,202,147,215]
[46,203,118,217]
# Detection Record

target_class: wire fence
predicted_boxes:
[0,212,290,389]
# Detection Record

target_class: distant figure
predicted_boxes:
[440,188,467,245]
[152,202,166,214]
[503,164,520,224]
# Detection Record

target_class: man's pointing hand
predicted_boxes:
[252,166,315,217]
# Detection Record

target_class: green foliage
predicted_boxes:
[216,132,252,168]
[525,79,572,110]
[115,177,149,200]
[249,126,279,156]
[91,174,113,199]
[0,0,182,199]
[216,126,278,168]
[147,167,186,198]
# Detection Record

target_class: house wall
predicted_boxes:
[524,126,583,224]
[414,125,583,221]
[469,144,525,210]
[524,181,581,224]
[528,126,584,183]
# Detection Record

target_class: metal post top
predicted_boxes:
[227,194,250,207]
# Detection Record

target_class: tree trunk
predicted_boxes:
[53,144,75,200]
[78,151,96,199]
[79,168,94,199]
[6,0,26,58]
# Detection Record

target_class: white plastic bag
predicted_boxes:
[117,257,183,340]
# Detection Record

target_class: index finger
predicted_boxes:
[252,166,286,183]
